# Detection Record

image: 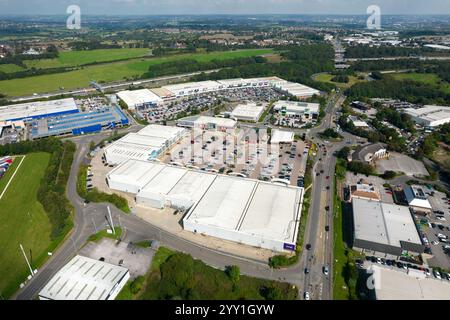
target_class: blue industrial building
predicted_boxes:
[31,106,129,139]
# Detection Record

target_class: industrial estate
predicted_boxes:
[0,1,450,306]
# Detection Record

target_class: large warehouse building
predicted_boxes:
[352,198,424,256]
[103,124,186,165]
[139,77,319,102]
[39,255,130,300]
[0,98,79,122]
[31,105,129,139]
[230,103,266,122]
[106,159,304,252]
[117,89,163,110]
[404,105,450,128]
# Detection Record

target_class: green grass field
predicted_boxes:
[0,153,54,298]
[0,64,26,74]
[0,49,273,97]
[24,48,150,69]
[391,72,450,94]
[315,73,367,89]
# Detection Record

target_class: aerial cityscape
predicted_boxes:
[0,0,450,310]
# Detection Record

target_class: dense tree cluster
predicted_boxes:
[346,77,450,105]
[192,44,336,92]
[145,56,266,78]
[345,45,439,59]
[140,252,297,300]
[375,107,416,133]
[68,41,121,51]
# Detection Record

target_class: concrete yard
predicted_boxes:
[79,238,154,279]
[376,152,429,177]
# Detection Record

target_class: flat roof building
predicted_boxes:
[404,185,433,212]
[271,130,295,144]
[117,89,163,110]
[404,105,450,128]
[39,255,130,300]
[106,159,304,252]
[0,98,79,122]
[273,82,320,99]
[103,125,186,165]
[349,115,370,128]
[176,115,236,132]
[273,101,320,120]
[230,103,265,122]
[368,265,450,300]
[163,81,222,98]
[31,105,129,139]
[352,198,424,256]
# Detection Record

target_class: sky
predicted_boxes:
[0,0,450,15]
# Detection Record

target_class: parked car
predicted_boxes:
[304,292,311,300]
[434,270,442,280]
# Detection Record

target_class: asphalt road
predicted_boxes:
[299,93,363,300]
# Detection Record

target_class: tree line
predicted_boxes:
[346,76,450,105]
[145,56,267,79]
[192,44,336,92]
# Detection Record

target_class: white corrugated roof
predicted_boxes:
[0,98,78,121]
[117,89,162,107]
[39,255,129,300]
[187,176,257,230]
[107,160,164,190]
[239,183,302,242]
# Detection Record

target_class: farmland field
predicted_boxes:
[24,48,150,69]
[0,48,273,97]
[0,152,55,299]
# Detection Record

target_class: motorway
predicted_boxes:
[10,69,222,103]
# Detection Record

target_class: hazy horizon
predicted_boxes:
[0,0,449,16]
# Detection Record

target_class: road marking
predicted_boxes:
[0,155,26,200]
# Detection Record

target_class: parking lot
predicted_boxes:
[376,152,429,177]
[136,87,284,123]
[415,190,450,269]
[162,127,309,186]
[362,257,450,284]
[79,238,154,279]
